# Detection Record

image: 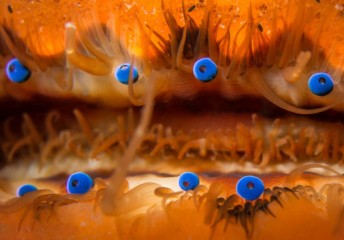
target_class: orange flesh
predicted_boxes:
[1,0,344,239]
[0,174,344,240]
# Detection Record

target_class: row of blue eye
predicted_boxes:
[18,171,264,201]
[179,172,264,201]
[5,58,334,96]
[17,172,93,197]
[5,58,216,84]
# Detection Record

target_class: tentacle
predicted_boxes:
[101,66,157,215]
[285,163,342,188]
[247,69,341,114]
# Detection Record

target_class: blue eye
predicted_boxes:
[308,72,334,96]
[115,63,139,84]
[236,176,264,201]
[6,58,31,83]
[17,184,38,197]
[193,57,218,82]
[178,172,199,191]
[67,172,93,194]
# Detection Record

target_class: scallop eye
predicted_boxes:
[236,176,264,201]
[193,57,218,82]
[178,172,199,191]
[67,172,93,194]
[17,184,38,197]
[115,63,139,84]
[5,58,31,83]
[308,72,334,96]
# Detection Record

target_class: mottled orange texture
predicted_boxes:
[1,0,344,63]
[1,0,344,110]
